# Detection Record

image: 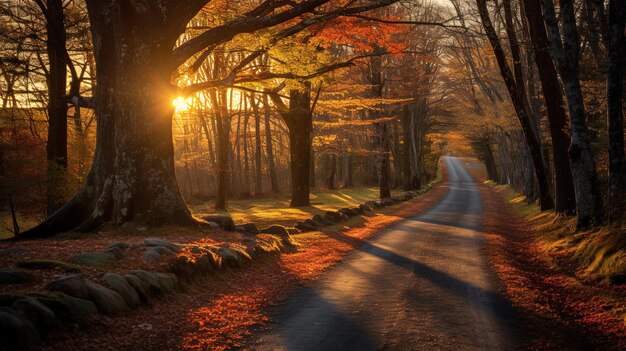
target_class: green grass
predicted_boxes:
[1,186,403,238]
[190,186,403,228]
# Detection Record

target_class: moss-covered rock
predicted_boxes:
[16,259,81,273]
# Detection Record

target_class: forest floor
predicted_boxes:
[469,167,626,350]
[0,171,446,350]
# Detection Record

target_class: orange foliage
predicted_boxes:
[309,16,407,53]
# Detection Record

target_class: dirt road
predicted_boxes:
[253,157,521,350]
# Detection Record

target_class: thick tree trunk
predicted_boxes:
[607,0,626,196]
[263,94,280,193]
[45,0,69,215]
[272,85,313,207]
[540,0,603,227]
[477,0,554,210]
[287,110,312,206]
[523,0,576,214]
[20,2,194,238]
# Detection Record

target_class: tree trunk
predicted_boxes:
[251,95,264,194]
[271,85,313,207]
[477,0,554,210]
[540,0,603,227]
[20,2,195,238]
[607,0,626,197]
[523,0,576,214]
[326,154,336,189]
[263,94,280,193]
[368,53,391,199]
[242,96,251,195]
[402,105,413,190]
[212,86,230,211]
[45,0,69,215]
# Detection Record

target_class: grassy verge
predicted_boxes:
[476,176,626,349]
[188,186,405,229]
[488,182,626,284]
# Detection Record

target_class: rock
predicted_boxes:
[105,246,125,260]
[0,307,40,350]
[242,237,257,245]
[143,238,180,252]
[153,273,178,293]
[85,282,128,315]
[351,207,365,215]
[35,293,97,325]
[0,294,25,307]
[303,219,317,227]
[241,222,260,234]
[365,200,381,209]
[325,211,342,222]
[46,275,90,300]
[0,269,31,285]
[286,227,301,235]
[381,198,395,206]
[338,208,357,217]
[124,274,151,302]
[143,246,176,263]
[359,204,373,212]
[106,242,130,251]
[207,222,219,228]
[294,222,316,232]
[121,221,136,230]
[260,225,291,237]
[0,248,27,256]
[202,215,236,231]
[235,225,246,233]
[12,297,55,333]
[102,273,140,308]
[217,246,244,268]
[127,270,162,295]
[311,214,331,226]
[16,259,81,273]
[336,212,349,221]
[70,252,117,266]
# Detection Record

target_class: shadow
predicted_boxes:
[258,287,380,351]
[311,228,525,349]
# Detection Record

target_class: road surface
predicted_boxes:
[252,157,521,351]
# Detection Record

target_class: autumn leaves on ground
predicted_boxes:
[1,160,620,350]
[32,177,448,351]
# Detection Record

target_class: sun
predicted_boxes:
[172,96,191,112]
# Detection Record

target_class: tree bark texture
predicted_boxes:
[476,0,554,210]
[522,0,576,214]
[540,0,603,227]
